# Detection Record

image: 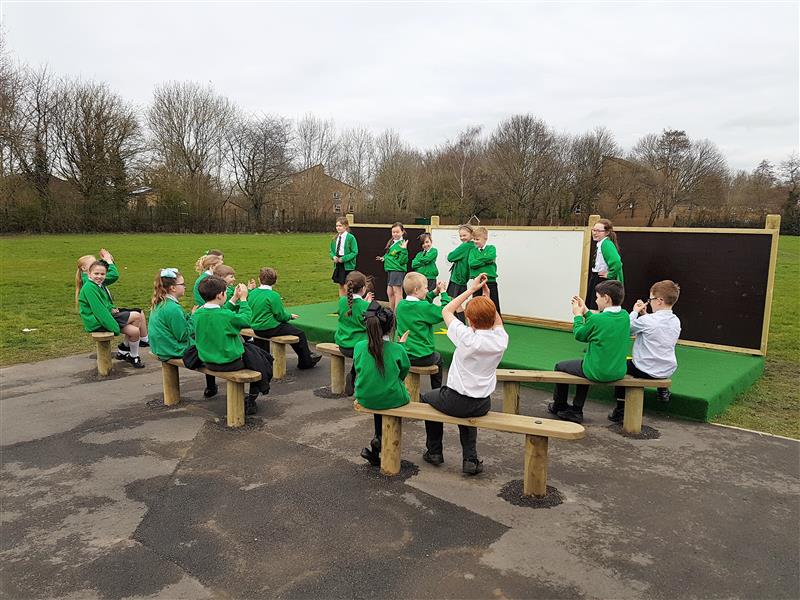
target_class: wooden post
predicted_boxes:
[623,387,644,434]
[331,354,345,394]
[271,341,287,379]
[346,213,355,225]
[502,382,520,414]
[579,214,601,300]
[161,361,181,406]
[380,415,402,475]
[226,381,245,428]
[760,214,781,355]
[96,338,112,377]
[429,215,440,230]
[523,434,548,498]
[404,372,421,402]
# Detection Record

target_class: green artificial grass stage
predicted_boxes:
[290,300,765,422]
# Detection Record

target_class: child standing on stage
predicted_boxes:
[609,280,681,422]
[412,233,439,292]
[330,217,358,297]
[193,253,224,308]
[586,219,623,310]
[335,271,374,396]
[376,222,408,313]
[550,280,629,424]
[396,272,449,391]
[355,303,410,466]
[77,259,147,368]
[249,267,321,370]
[468,226,501,315]
[446,224,474,322]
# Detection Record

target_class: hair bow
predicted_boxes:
[160,268,178,278]
[364,301,395,329]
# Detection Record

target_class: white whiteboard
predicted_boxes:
[429,228,585,323]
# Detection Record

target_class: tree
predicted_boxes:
[294,114,338,173]
[569,127,620,217]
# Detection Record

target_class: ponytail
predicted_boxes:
[195,254,222,274]
[75,254,96,305]
[597,219,620,250]
[151,269,181,309]
[363,301,395,376]
[344,271,368,317]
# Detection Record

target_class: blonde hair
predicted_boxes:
[195,254,223,274]
[472,226,488,238]
[651,280,681,306]
[212,264,235,279]
[402,272,427,295]
[75,255,97,304]
[151,270,183,309]
[458,224,474,238]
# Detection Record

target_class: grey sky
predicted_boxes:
[2,1,798,171]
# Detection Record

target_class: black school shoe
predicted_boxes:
[547,402,568,416]
[556,408,583,424]
[423,451,444,465]
[462,458,484,475]
[203,385,218,398]
[127,355,145,369]
[657,389,672,403]
[298,353,322,370]
[245,395,258,415]
[608,406,625,422]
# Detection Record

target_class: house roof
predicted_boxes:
[290,164,361,192]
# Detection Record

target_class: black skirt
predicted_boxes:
[332,262,348,284]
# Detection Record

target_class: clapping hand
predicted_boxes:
[633,299,648,315]
[99,248,114,263]
[470,273,488,293]
[400,239,408,249]
[365,291,375,302]
[571,295,587,316]
[398,330,410,343]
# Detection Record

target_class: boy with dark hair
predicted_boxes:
[549,279,629,424]
[609,280,681,422]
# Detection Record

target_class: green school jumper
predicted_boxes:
[599,237,624,283]
[354,340,411,409]
[248,287,292,331]
[149,298,193,359]
[193,271,212,307]
[573,309,630,382]
[411,248,439,279]
[192,302,252,364]
[383,240,408,273]
[78,281,121,334]
[335,295,370,350]
[447,242,473,286]
[468,244,498,281]
[396,293,450,359]
[329,233,359,270]
[81,262,120,287]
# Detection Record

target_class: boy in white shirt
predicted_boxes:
[420,274,509,475]
[609,280,681,422]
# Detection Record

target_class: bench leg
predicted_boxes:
[226,381,245,428]
[161,361,181,406]
[524,434,548,498]
[404,372,421,402]
[271,341,287,379]
[623,387,644,434]
[380,415,403,475]
[331,355,345,394]
[503,382,520,414]
[96,339,112,376]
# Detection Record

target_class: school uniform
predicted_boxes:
[396,292,451,390]
[421,318,508,461]
[354,338,411,438]
[335,294,370,391]
[468,244,501,315]
[330,231,358,284]
[383,240,408,287]
[586,237,624,310]
[80,262,119,286]
[249,285,317,369]
[78,280,122,334]
[446,241,473,298]
[148,297,193,359]
[193,270,214,307]
[412,247,439,291]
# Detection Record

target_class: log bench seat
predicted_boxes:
[404,365,439,402]
[316,342,346,394]
[240,328,299,379]
[354,400,585,498]
[496,369,672,434]
[90,331,116,376]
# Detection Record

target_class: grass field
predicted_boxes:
[1,233,797,438]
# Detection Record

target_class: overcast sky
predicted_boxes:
[2,1,797,171]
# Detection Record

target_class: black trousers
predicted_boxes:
[551,359,590,410]
[340,345,355,382]
[206,342,274,396]
[487,281,501,316]
[410,352,443,390]
[614,359,668,399]
[585,271,601,310]
[446,282,468,323]
[254,323,315,368]
[422,386,491,460]
[427,278,437,292]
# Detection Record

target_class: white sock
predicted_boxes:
[141,335,148,343]
[128,340,140,357]
[119,336,130,354]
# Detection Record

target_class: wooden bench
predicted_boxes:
[90,331,115,376]
[154,355,261,428]
[405,365,439,402]
[316,342,346,394]
[240,328,299,379]
[354,400,584,498]
[496,369,672,435]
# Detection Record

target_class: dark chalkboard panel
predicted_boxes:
[350,226,427,301]
[610,231,772,351]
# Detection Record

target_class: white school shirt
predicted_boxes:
[201,303,221,309]
[258,285,272,290]
[630,310,681,378]
[336,232,349,256]
[592,239,608,274]
[445,319,509,398]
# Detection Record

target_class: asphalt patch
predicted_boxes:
[608,423,662,439]
[313,385,349,399]
[356,459,420,482]
[498,480,565,508]
[208,416,267,433]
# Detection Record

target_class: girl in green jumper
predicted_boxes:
[412,233,439,292]
[376,222,408,313]
[335,271,374,396]
[192,253,224,309]
[586,219,624,310]
[355,303,410,466]
[446,224,474,323]
[330,216,359,297]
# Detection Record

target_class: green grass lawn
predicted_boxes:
[1,233,798,438]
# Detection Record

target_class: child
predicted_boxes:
[330,216,359,297]
[396,272,449,391]
[193,276,273,415]
[212,264,238,304]
[468,226,501,315]
[335,271,374,396]
[609,280,681,422]
[586,219,624,310]
[549,279,630,424]
[77,260,147,368]
[249,267,322,370]
[354,303,411,466]
[193,253,224,308]
[411,233,439,292]
[446,224,474,322]
[421,274,508,475]
[376,222,408,313]
[148,268,218,398]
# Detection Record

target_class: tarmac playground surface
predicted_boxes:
[1,351,798,599]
